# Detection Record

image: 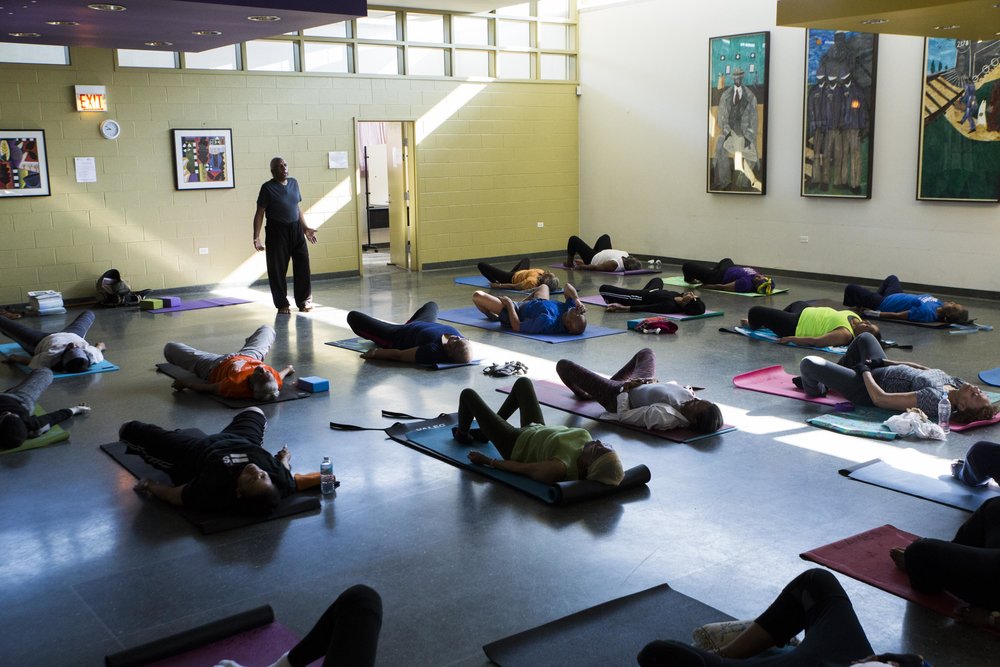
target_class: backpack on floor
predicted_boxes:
[96,268,146,307]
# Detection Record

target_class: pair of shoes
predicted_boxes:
[645,259,663,268]
[277,307,291,315]
[299,302,314,312]
[483,361,528,377]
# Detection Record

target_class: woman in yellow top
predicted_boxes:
[745,301,879,347]
[477,259,561,291]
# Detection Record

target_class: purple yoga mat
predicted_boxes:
[498,380,735,443]
[146,622,305,667]
[800,525,963,619]
[732,365,849,407]
[147,297,252,314]
[549,264,660,275]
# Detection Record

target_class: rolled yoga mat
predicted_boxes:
[839,459,1000,512]
[101,434,321,534]
[0,342,120,377]
[453,275,563,294]
[800,525,963,619]
[104,605,298,667]
[324,337,482,370]
[144,296,252,314]
[384,413,651,505]
[498,380,736,444]
[437,306,626,344]
[155,363,311,408]
[482,583,734,667]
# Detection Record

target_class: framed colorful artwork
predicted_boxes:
[172,128,235,190]
[801,29,879,198]
[0,130,50,198]
[708,31,769,195]
[917,39,1000,202]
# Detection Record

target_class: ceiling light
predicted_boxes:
[144,40,172,46]
[247,15,280,22]
[88,3,126,11]
[46,20,80,26]
[860,18,888,25]
[934,25,960,30]
[8,31,40,37]
[192,30,222,36]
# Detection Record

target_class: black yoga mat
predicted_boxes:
[384,414,651,505]
[101,435,321,534]
[156,363,311,408]
[105,605,292,667]
[839,458,1000,512]
[482,583,734,666]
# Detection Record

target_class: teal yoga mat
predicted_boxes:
[807,406,899,440]
[719,326,848,354]
[0,342,119,377]
[662,276,788,297]
[0,405,69,455]
[453,276,563,294]
[384,414,651,505]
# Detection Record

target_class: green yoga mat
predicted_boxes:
[662,276,788,297]
[806,406,899,440]
[0,405,69,455]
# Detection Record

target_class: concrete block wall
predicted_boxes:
[0,47,579,303]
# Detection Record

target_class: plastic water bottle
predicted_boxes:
[320,456,335,495]
[938,394,951,435]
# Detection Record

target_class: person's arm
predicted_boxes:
[171,377,220,394]
[294,472,322,491]
[134,479,186,506]
[858,370,919,411]
[252,206,266,251]
[605,303,631,312]
[467,451,566,484]
[299,206,317,244]
[499,296,521,331]
[562,282,580,304]
[360,347,418,363]
[779,328,853,347]
[868,310,909,320]
[278,365,294,380]
[2,353,33,366]
[490,282,518,290]
[699,281,737,291]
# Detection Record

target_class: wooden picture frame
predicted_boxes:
[172,128,235,190]
[0,130,50,198]
[708,31,769,195]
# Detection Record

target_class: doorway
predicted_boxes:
[356,120,417,274]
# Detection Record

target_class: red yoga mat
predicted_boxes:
[732,365,850,407]
[800,524,962,618]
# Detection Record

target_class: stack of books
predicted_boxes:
[26,290,66,316]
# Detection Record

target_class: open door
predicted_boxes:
[386,123,407,269]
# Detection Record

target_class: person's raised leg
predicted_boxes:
[61,310,96,338]
[747,306,799,338]
[593,234,612,252]
[953,441,1000,487]
[835,332,886,370]
[265,226,292,311]
[497,376,546,427]
[3,367,54,414]
[164,342,224,380]
[457,387,521,457]
[477,262,514,284]
[878,275,903,297]
[0,316,47,354]
[472,291,504,320]
[118,420,204,482]
[285,585,383,667]
[610,347,656,381]
[347,311,401,348]
[799,355,868,402]
[843,284,882,310]
[954,495,1000,548]
[556,358,621,410]
[289,232,313,311]
[566,235,596,265]
[407,302,439,324]
[220,406,267,447]
[236,325,276,362]
[903,537,1000,609]
[511,258,529,272]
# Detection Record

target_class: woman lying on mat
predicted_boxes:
[563,233,642,271]
[0,310,106,373]
[347,301,471,364]
[477,258,561,291]
[638,568,926,666]
[556,348,723,434]
[473,283,587,335]
[891,496,1000,630]
[598,278,706,315]
[843,274,969,324]
[744,301,879,348]
[798,332,997,425]
[453,376,625,486]
[216,585,382,667]
[682,257,775,295]
[0,368,90,449]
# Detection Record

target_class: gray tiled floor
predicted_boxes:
[1,261,998,666]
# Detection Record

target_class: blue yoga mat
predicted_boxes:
[0,342,119,377]
[980,367,1000,387]
[840,459,1000,512]
[720,326,848,354]
[453,276,563,294]
[437,307,625,344]
[324,337,482,370]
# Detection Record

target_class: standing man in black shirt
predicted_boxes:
[252,157,318,315]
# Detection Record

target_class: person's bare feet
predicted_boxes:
[889,546,907,571]
[739,318,750,327]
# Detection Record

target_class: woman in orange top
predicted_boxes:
[477,259,560,291]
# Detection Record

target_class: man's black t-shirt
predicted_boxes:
[181,434,295,511]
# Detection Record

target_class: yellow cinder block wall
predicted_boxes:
[0,47,579,303]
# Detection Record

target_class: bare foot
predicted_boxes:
[889,546,907,571]
[739,318,749,327]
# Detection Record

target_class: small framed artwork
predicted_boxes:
[917,39,1000,202]
[708,31,769,195]
[0,130,50,198]
[801,30,879,198]
[172,128,235,190]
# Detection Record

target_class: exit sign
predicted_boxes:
[75,85,107,112]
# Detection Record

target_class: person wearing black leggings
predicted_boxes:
[218,585,383,667]
[0,310,104,373]
[682,257,774,294]
[598,278,706,315]
[894,496,1000,628]
[476,258,560,291]
[346,301,471,365]
[638,568,926,666]
[564,234,641,271]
